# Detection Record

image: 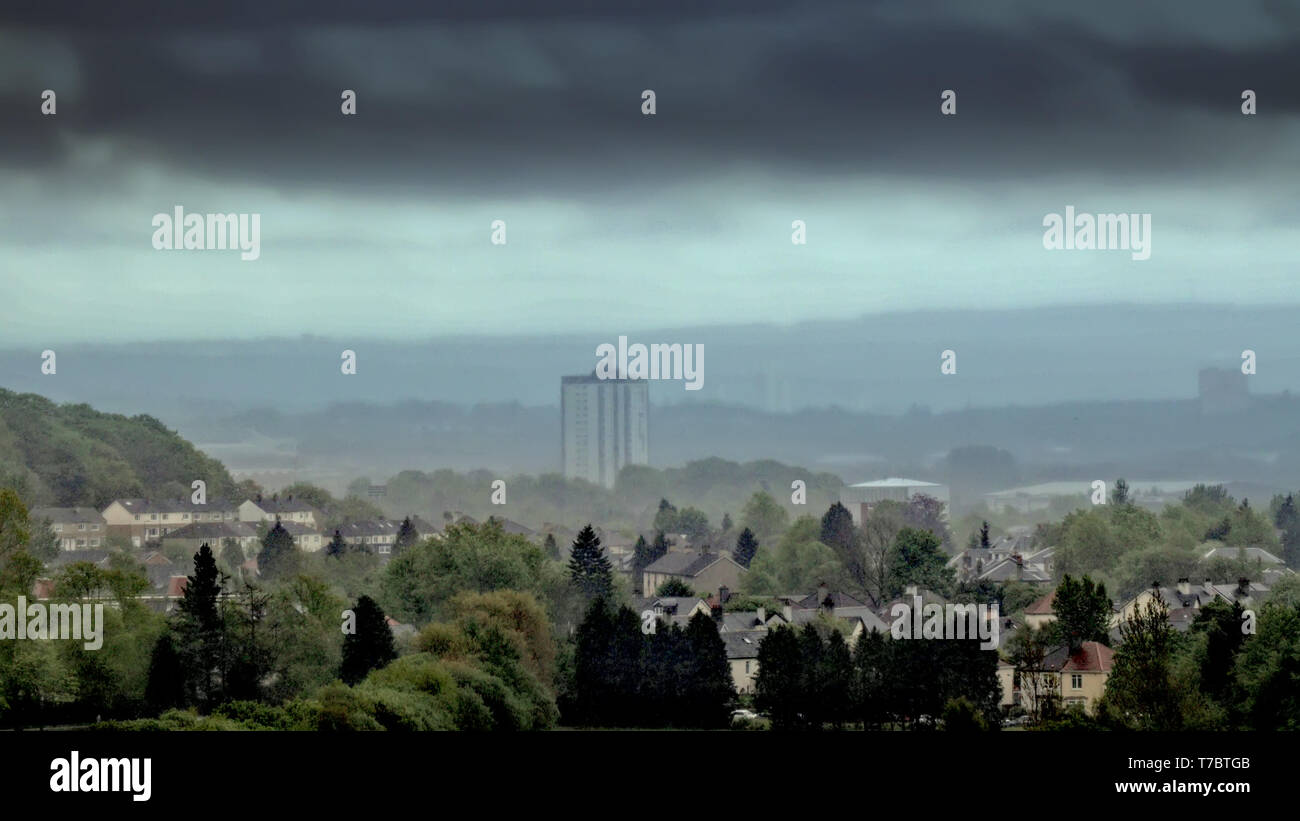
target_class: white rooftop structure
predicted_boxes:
[840,478,949,524]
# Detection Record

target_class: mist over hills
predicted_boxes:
[4,304,1297,501]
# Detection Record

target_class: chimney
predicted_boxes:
[1177,578,1190,596]
[905,584,918,597]
[756,606,766,625]
[817,582,830,608]
[719,585,730,604]
[1237,577,1250,596]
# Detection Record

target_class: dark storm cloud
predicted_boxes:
[0,0,1295,194]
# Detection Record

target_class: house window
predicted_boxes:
[90,538,100,547]
[745,661,751,674]
[77,539,86,547]
[379,544,391,555]
[52,524,62,532]
[78,523,86,531]
[91,524,99,531]
[1071,674,1083,690]
[183,513,190,520]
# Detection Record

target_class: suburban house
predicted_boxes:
[275,520,324,552]
[1058,642,1114,712]
[238,497,323,528]
[31,507,108,550]
[102,498,239,547]
[160,521,260,557]
[1111,578,1270,631]
[338,519,399,554]
[642,551,747,599]
[1003,640,1115,714]
[724,631,766,694]
[1023,592,1057,630]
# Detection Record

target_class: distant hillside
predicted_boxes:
[0,388,237,508]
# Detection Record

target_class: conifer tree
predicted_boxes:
[568,524,613,600]
[544,533,559,560]
[258,520,298,580]
[144,633,185,713]
[340,595,397,685]
[393,516,419,556]
[325,528,347,557]
[733,527,760,568]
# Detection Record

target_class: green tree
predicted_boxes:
[324,529,348,558]
[258,521,298,581]
[1112,478,1131,506]
[887,527,955,598]
[675,507,711,545]
[1050,575,1111,650]
[341,595,397,685]
[653,499,678,534]
[741,490,789,545]
[393,516,419,556]
[568,524,614,601]
[733,527,759,569]
[144,633,185,713]
[654,578,694,597]
[755,625,802,730]
[1099,591,1182,730]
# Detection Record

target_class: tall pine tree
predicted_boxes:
[258,520,298,580]
[393,516,419,556]
[734,527,759,568]
[568,524,613,601]
[341,595,398,685]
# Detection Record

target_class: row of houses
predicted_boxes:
[31,497,452,558]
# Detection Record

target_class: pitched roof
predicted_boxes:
[1060,641,1114,673]
[1025,593,1057,615]
[722,630,766,659]
[161,521,257,540]
[794,590,867,610]
[644,551,739,578]
[107,498,236,514]
[30,506,105,524]
[1201,546,1283,565]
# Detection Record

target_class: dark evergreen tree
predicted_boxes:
[822,630,853,729]
[392,516,419,556]
[754,625,802,730]
[852,628,890,728]
[324,528,347,558]
[340,595,397,685]
[797,624,827,729]
[820,502,857,555]
[682,611,734,728]
[544,533,559,560]
[568,524,614,600]
[721,512,734,532]
[257,520,298,580]
[733,527,759,569]
[654,578,694,597]
[569,597,616,726]
[653,498,678,534]
[144,633,185,713]
[978,521,991,549]
[175,543,225,707]
[631,534,653,593]
[651,530,671,561]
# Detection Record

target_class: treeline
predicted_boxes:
[1046,482,1297,599]
[562,598,734,729]
[0,388,244,509]
[369,458,845,536]
[755,622,1001,730]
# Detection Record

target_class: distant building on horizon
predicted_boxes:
[840,478,950,525]
[561,373,649,489]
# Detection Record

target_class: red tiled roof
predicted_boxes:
[1025,592,1056,615]
[1061,641,1113,673]
[165,576,189,598]
[32,578,55,600]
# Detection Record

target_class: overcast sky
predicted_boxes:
[1,0,1297,345]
